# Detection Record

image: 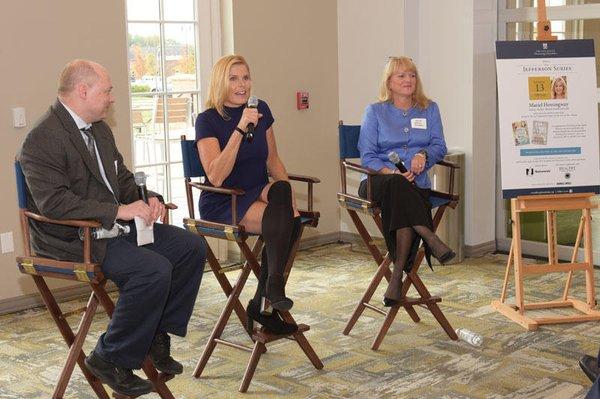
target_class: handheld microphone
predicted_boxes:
[245,95,258,143]
[387,151,408,173]
[134,171,149,204]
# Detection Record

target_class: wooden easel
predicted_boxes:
[491,193,600,330]
[491,1,600,330]
[536,0,557,42]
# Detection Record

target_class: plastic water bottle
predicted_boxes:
[455,328,483,347]
[79,223,131,240]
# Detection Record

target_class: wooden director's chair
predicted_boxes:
[14,160,177,399]
[337,122,460,349]
[180,136,323,392]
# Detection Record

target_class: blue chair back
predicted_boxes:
[15,160,28,210]
[338,123,361,160]
[180,138,205,179]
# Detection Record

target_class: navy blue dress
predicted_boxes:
[194,100,274,224]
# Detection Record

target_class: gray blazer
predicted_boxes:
[19,100,154,263]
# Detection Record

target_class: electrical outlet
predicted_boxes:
[1,232,14,254]
[12,108,26,128]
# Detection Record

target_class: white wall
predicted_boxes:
[337,0,405,124]
[472,0,498,248]
[337,0,405,236]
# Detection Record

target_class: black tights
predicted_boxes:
[254,181,299,310]
[253,216,301,304]
[384,227,416,301]
[384,224,454,301]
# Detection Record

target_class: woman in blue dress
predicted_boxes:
[358,56,455,307]
[195,55,298,335]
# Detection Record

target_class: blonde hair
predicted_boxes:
[378,56,429,109]
[205,54,250,117]
[58,59,101,94]
[551,76,567,99]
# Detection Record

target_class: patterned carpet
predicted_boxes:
[0,241,597,398]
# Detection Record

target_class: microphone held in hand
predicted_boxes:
[79,222,130,241]
[387,151,408,173]
[245,95,258,143]
[134,171,149,204]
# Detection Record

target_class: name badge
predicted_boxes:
[411,118,427,129]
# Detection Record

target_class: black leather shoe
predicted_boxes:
[382,297,400,307]
[84,350,154,396]
[149,332,183,375]
[580,354,600,382]
[246,299,298,335]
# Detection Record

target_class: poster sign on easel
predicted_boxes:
[496,39,600,198]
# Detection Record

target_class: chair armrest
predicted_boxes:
[436,160,459,169]
[286,173,321,212]
[23,211,101,228]
[188,182,245,224]
[432,159,460,197]
[21,210,100,264]
[188,182,245,196]
[287,173,321,184]
[339,160,378,202]
[343,160,378,175]
[430,190,459,201]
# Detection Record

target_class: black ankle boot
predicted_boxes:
[149,332,183,375]
[246,300,297,335]
[266,274,294,311]
[85,350,154,396]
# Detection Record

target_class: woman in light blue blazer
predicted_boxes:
[358,56,454,306]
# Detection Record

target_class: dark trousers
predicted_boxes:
[95,223,206,369]
[588,378,600,399]
[586,350,600,399]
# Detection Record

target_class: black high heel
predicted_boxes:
[265,276,293,311]
[260,296,273,315]
[246,300,297,335]
[438,250,456,265]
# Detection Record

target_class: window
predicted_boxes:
[126,0,202,226]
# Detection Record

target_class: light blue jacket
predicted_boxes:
[358,101,447,189]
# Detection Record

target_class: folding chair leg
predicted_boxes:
[195,226,322,393]
[372,306,400,350]
[239,341,266,393]
[407,272,457,340]
[141,359,175,399]
[194,242,257,378]
[371,268,426,350]
[32,276,110,399]
[343,256,392,335]
[54,292,100,398]
[293,329,324,369]
[277,311,323,370]
[205,245,249,333]
[348,210,385,266]
[403,303,421,322]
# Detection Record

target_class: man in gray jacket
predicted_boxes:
[19,59,206,397]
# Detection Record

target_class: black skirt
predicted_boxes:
[358,174,433,263]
